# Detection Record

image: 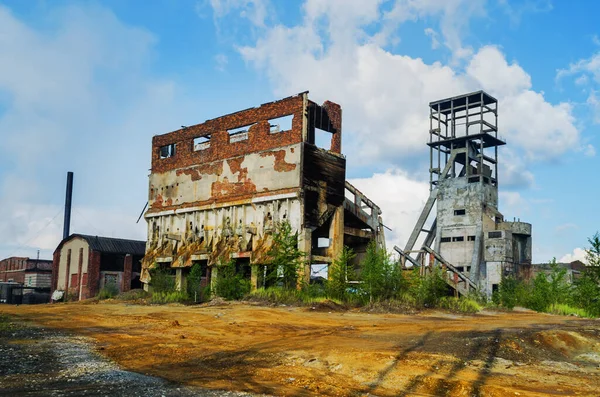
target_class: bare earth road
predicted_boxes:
[1,301,600,396]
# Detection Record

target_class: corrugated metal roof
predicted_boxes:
[70,234,146,256]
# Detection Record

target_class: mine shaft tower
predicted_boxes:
[397,91,532,297]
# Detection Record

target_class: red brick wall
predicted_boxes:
[122,254,132,292]
[151,94,305,174]
[86,250,101,299]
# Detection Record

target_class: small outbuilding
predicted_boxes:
[51,234,146,300]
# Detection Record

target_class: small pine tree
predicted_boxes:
[265,221,305,290]
[327,246,356,300]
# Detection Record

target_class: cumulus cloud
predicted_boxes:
[559,247,588,264]
[237,5,580,172]
[0,4,194,259]
[348,169,429,250]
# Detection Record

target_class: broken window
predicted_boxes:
[452,236,464,242]
[454,209,466,216]
[467,235,476,241]
[488,231,502,239]
[193,136,210,151]
[317,237,330,248]
[228,125,253,142]
[440,237,451,243]
[314,127,332,150]
[269,115,293,133]
[159,143,176,158]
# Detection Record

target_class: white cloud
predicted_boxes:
[559,247,588,264]
[0,4,195,259]
[209,0,269,27]
[348,169,429,250]
[215,53,229,71]
[424,28,440,49]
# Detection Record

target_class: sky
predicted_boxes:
[0,0,598,265]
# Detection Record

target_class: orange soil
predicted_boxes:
[2,301,600,396]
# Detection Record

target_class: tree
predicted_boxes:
[573,232,600,316]
[327,246,356,300]
[359,241,389,303]
[266,221,305,290]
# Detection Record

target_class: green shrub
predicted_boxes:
[409,267,448,308]
[149,266,176,293]
[438,297,482,314]
[150,291,188,304]
[264,221,306,290]
[214,259,251,300]
[548,303,588,317]
[247,286,342,306]
[187,263,211,303]
[326,246,356,301]
[116,289,150,301]
[98,283,119,300]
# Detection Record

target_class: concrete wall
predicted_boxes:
[56,238,89,292]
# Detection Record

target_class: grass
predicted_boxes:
[150,291,188,304]
[0,313,20,333]
[246,287,343,306]
[116,289,151,301]
[438,297,482,314]
[548,303,589,318]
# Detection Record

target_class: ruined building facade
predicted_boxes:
[142,92,384,290]
[399,91,532,297]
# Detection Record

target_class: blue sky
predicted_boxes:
[0,0,598,264]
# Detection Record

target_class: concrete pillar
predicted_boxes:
[297,228,312,286]
[250,265,259,291]
[328,206,344,266]
[210,266,218,292]
[175,268,186,292]
[51,249,61,298]
[122,254,132,293]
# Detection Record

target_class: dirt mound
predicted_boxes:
[307,300,347,312]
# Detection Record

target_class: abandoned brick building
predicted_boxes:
[397,91,532,297]
[141,92,385,290]
[0,257,52,285]
[51,234,146,300]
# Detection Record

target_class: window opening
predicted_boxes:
[467,235,476,241]
[228,124,253,142]
[440,237,451,243]
[159,144,176,158]
[454,209,466,216]
[488,231,502,239]
[269,114,293,133]
[452,236,464,242]
[193,136,210,151]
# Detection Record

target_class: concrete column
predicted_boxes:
[250,265,259,291]
[297,228,312,286]
[122,254,132,293]
[210,266,218,292]
[175,268,186,292]
[51,249,61,298]
[328,206,344,261]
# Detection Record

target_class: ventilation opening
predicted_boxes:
[488,231,502,239]
[193,136,210,151]
[269,114,293,133]
[159,144,176,158]
[454,209,466,216]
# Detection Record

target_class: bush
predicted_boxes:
[187,263,211,303]
[98,283,119,300]
[116,289,150,301]
[438,297,482,314]
[247,286,343,306]
[326,246,356,301]
[149,266,176,293]
[265,221,305,290]
[214,259,251,300]
[408,267,448,308]
[548,303,588,317]
[150,291,188,304]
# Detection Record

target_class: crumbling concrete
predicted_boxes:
[142,92,385,290]
[400,91,532,297]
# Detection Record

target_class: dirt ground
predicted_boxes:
[1,301,600,397]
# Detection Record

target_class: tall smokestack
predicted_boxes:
[63,172,73,240]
